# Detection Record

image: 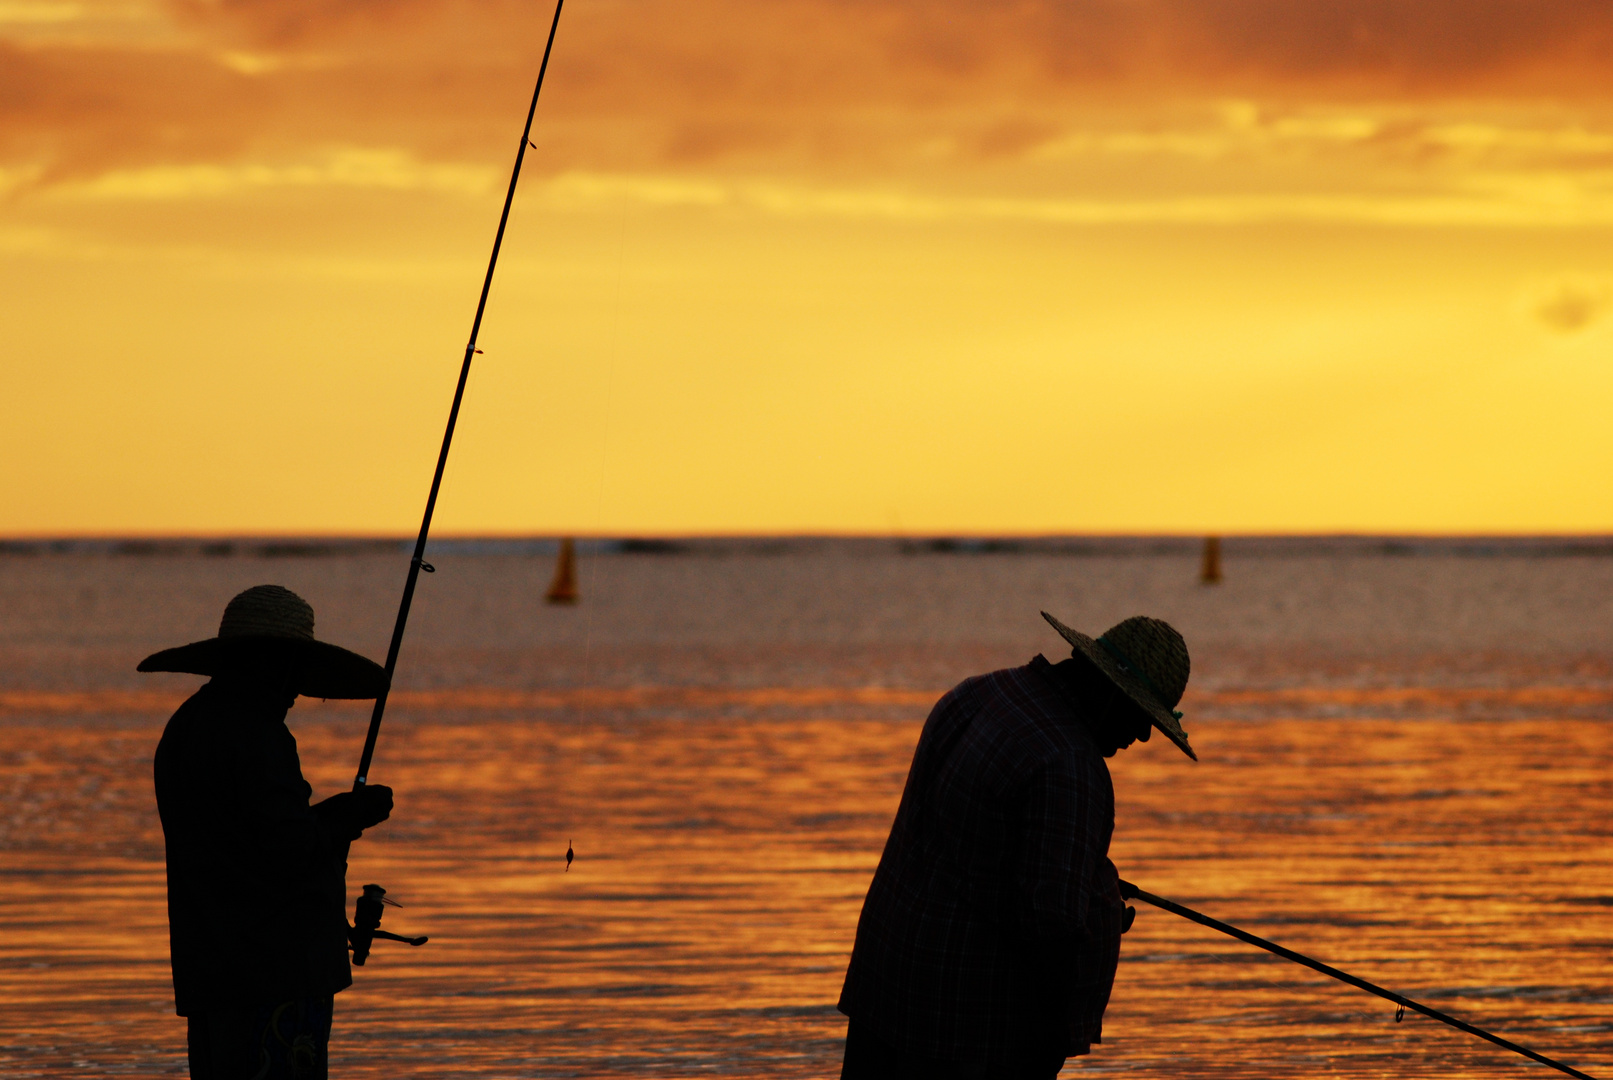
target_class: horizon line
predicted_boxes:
[6,530,1613,542]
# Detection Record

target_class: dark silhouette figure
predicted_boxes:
[143,585,393,1079]
[838,612,1195,1079]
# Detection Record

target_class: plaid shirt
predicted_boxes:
[838,656,1124,1070]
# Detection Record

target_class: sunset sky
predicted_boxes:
[5,0,1613,534]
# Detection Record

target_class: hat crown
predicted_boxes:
[1100,616,1189,709]
[218,585,315,642]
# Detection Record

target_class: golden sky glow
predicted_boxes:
[5,0,1613,534]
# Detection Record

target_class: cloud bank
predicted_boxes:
[5,1,1613,196]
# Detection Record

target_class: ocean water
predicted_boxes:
[2,538,1612,1077]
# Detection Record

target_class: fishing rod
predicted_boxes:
[1119,879,1598,1080]
[353,0,567,791]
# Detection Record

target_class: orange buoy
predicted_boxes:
[1200,536,1222,584]
[546,537,580,604]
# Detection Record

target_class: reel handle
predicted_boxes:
[371,928,429,946]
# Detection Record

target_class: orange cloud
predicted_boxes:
[9,0,1613,192]
[1161,1,1613,90]
[0,41,272,183]
[173,0,1613,93]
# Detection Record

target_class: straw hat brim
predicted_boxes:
[1041,611,1196,761]
[137,636,388,700]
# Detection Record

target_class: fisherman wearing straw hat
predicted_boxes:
[838,612,1194,1079]
[146,586,394,1080]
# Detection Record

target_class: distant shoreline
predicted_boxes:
[6,535,1613,558]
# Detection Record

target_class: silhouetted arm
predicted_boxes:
[246,723,348,927]
[1014,750,1123,1054]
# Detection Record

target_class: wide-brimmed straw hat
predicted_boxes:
[138,585,387,700]
[1041,611,1195,760]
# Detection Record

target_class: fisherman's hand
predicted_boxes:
[354,783,394,829]
[314,785,395,841]
[1109,868,1134,932]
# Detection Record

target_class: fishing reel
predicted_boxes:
[348,883,428,966]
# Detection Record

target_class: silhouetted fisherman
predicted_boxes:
[143,586,394,1079]
[838,612,1196,1079]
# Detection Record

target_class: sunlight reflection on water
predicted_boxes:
[2,547,1612,1077]
[7,708,1612,1077]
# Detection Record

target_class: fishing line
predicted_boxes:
[561,115,632,880]
[1121,879,1599,1080]
[579,182,632,686]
